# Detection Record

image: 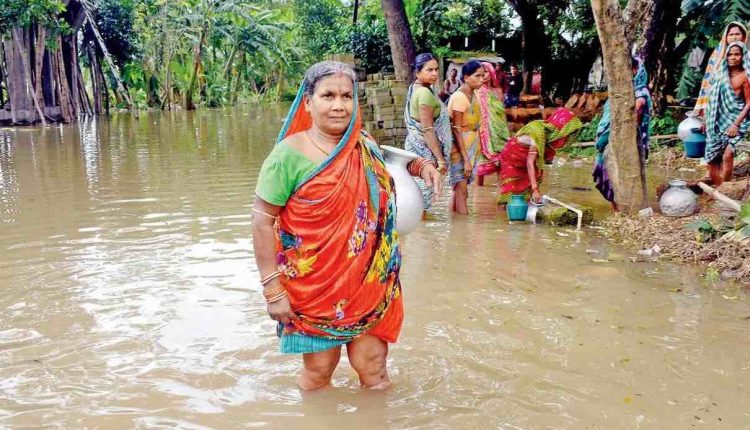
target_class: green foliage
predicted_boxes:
[722,0,750,27]
[649,113,679,136]
[577,115,601,143]
[676,64,703,102]
[687,218,721,242]
[292,0,351,59]
[704,267,721,285]
[349,20,392,74]
[0,0,69,36]
[91,0,140,67]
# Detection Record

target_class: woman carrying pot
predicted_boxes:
[252,61,441,390]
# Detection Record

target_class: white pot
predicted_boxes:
[677,111,703,142]
[659,179,697,217]
[381,145,422,236]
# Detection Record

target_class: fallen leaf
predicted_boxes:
[668,288,683,293]
[561,315,574,319]
[624,396,632,404]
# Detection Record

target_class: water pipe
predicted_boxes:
[542,195,583,231]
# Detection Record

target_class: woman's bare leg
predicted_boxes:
[346,335,390,390]
[298,346,342,390]
[708,162,723,187]
[722,146,735,182]
[453,181,469,214]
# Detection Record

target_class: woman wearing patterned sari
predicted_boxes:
[704,42,750,185]
[592,58,652,210]
[404,53,453,209]
[497,108,583,205]
[694,22,748,115]
[252,62,441,390]
[448,60,485,214]
[476,62,511,178]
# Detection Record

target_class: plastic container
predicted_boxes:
[506,194,529,221]
[683,130,706,158]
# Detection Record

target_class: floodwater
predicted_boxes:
[1,106,749,429]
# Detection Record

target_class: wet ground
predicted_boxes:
[1,106,748,429]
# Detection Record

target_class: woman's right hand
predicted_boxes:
[267,295,297,325]
[437,159,448,175]
[531,189,543,204]
[462,158,472,178]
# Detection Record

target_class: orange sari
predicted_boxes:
[273,85,403,348]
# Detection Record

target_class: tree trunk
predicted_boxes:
[519,9,544,93]
[640,0,681,115]
[62,34,82,119]
[623,0,655,48]
[0,51,5,107]
[591,0,647,212]
[42,50,55,107]
[381,0,416,81]
[2,37,20,123]
[33,25,46,110]
[222,43,238,79]
[13,28,46,125]
[353,0,360,24]
[77,65,92,116]
[231,53,244,105]
[55,34,74,123]
[505,1,548,94]
[185,20,208,110]
[87,44,102,114]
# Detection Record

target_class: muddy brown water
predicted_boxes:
[1,106,749,429]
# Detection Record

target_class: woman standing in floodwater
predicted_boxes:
[404,52,452,210]
[447,60,485,214]
[252,61,441,390]
[475,61,510,179]
[593,58,652,210]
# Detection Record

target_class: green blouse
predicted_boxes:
[409,86,441,120]
[255,142,317,206]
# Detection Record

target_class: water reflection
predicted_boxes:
[0,106,748,429]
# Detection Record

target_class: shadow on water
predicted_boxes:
[0,106,748,429]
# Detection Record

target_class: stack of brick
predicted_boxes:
[323,55,410,147]
[361,74,409,147]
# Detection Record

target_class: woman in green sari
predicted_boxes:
[476,61,511,178]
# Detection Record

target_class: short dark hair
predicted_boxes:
[414,53,437,72]
[461,60,483,82]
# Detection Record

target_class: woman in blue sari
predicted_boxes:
[404,53,453,210]
[592,58,651,211]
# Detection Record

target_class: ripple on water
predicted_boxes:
[1,110,750,429]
